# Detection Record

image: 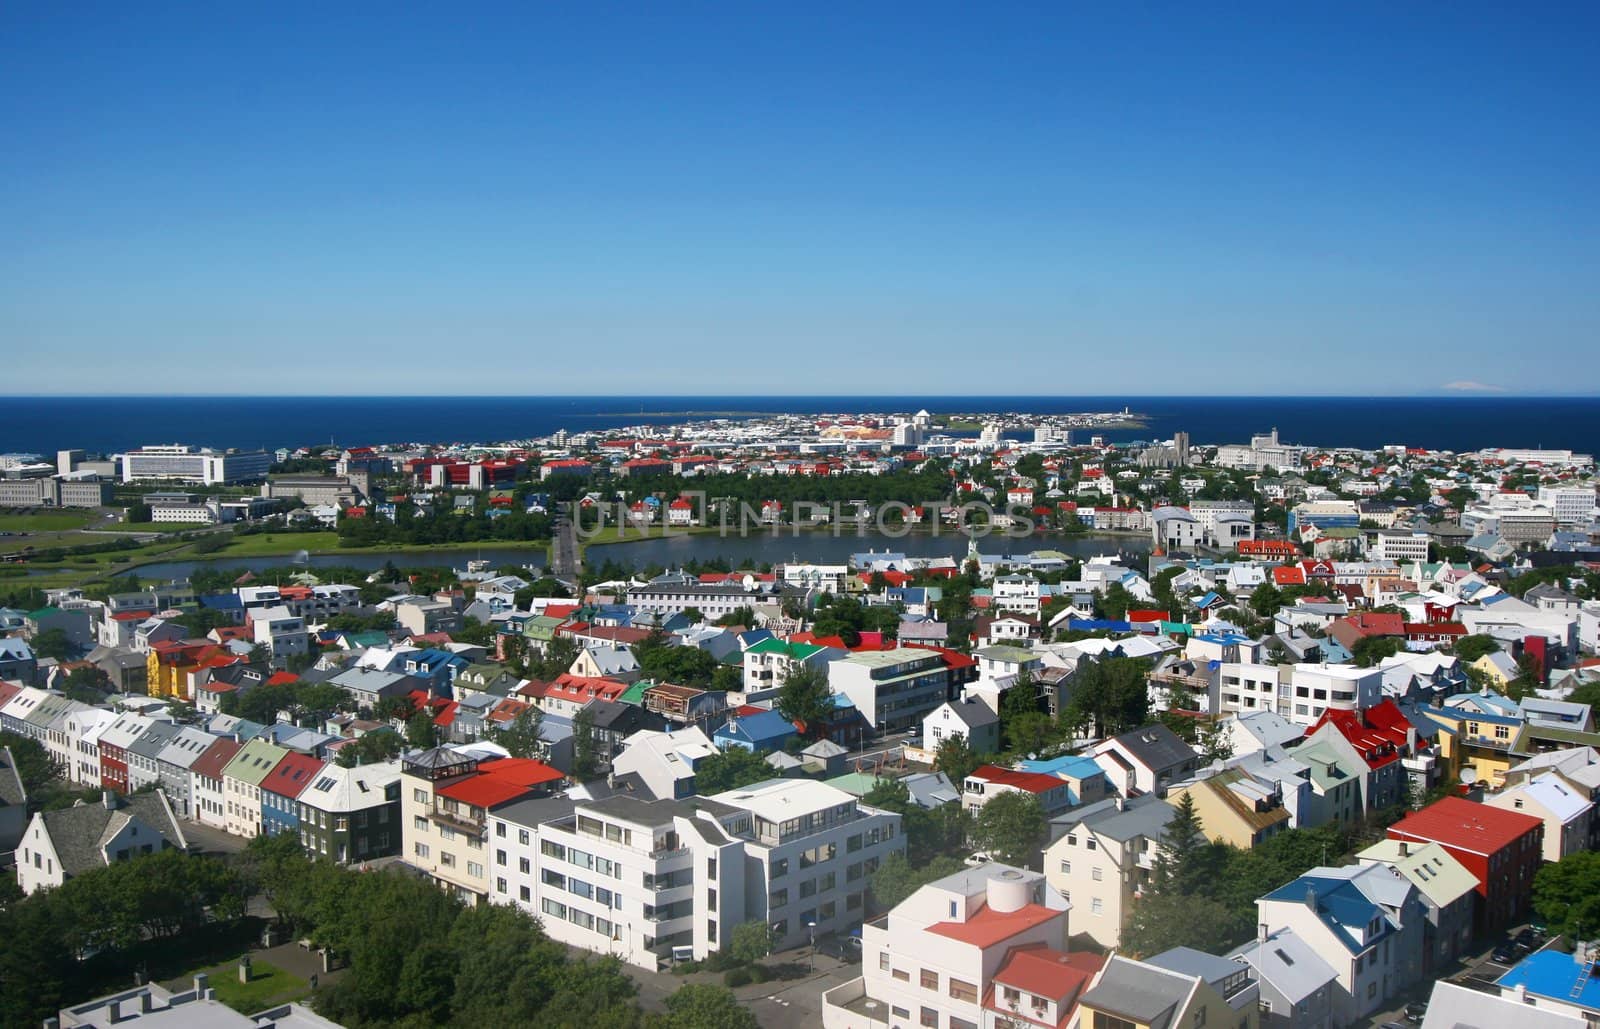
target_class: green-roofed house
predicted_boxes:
[522,615,567,652]
[456,661,520,698]
[740,637,846,704]
[1295,737,1363,828]
[221,737,288,838]
[25,605,94,651]
[616,680,651,707]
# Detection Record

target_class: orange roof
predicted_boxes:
[927,901,1060,949]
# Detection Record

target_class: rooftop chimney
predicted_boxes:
[193,973,209,996]
[102,789,116,810]
[1398,841,1408,858]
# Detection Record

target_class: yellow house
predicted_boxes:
[1077,953,1258,1029]
[1168,768,1291,849]
[1471,651,1520,689]
[1417,705,1519,788]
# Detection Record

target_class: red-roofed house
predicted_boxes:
[1327,611,1405,653]
[1273,566,1307,587]
[188,737,242,831]
[963,765,1076,817]
[1387,796,1543,933]
[402,747,565,903]
[1303,701,1421,814]
[824,864,1078,1029]
[540,673,630,718]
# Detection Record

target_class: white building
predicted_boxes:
[1369,530,1431,564]
[1218,662,1384,726]
[1538,485,1598,526]
[119,444,272,485]
[493,779,903,970]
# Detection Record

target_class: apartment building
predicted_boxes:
[118,443,271,484]
[402,747,565,904]
[1218,662,1383,727]
[829,647,952,731]
[740,638,844,704]
[1042,796,1178,949]
[823,863,1087,1029]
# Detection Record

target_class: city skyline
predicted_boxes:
[4,4,1597,395]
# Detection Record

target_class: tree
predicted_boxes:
[1099,582,1134,621]
[660,984,760,1029]
[572,706,600,780]
[693,745,773,793]
[29,627,74,661]
[1154,791,1208,894]
[407,710,440,749]
[1249,582,1284,618]
[933,734,982,784]
[870,852,965,908]
[0,730,57,795]
[1452,634,1500,663]
[729,920,776,963]
[497,706,546,759]
[1350,635,1403,668]
[971,791,1046,869]
[1121,891,1248,959]
[334,730,404,766]
[775,663,834,735]
[1535,852,1600,940]
[60,665,112,704]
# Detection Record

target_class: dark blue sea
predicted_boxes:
[2,395,1596,458]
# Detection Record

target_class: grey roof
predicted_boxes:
[1419,979,1585,1029]
[1147,946,1247,987]
[1108,723,1198,772]
[126,720,183,760]
[38,791,187,879]
[155,726,220,772]
[0,746,26,807]
[1055,795,1177,844]
[1079,955,1197,1029]
[939,696,999,730]
[1228,928,1338,1003]
[486,794,577,831]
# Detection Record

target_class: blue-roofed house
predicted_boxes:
[199,592,246,625]
[402,648,470,698]
[712,709,797,754]
[1494,948,1600,1023]
[1257,863,1425,1025]
[1018,753,1111,809]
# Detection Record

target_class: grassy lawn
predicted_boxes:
[0,511,95,532]
[216,531,342,557]
[204,958,310,1013]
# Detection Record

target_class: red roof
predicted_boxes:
[1273,567,1307,586]
[1305,706,1406,770]
[927,901,1060,949]
[112,610,154,622]
[265,671,299,686]
[968,765,1068,795]
[546,673,629,704]
[1388,796,1543,857]
[437,756,566,808]
[190,737,243,779]
[987,945,1104,1010]
[1127,610,1167,623]
[260,752,325,799]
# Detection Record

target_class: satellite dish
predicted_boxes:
[1460,769,1477,786]
[742,574,756,591]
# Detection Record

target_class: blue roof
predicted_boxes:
[1497,950,1600,1011]
[1263,875,1384,954]
[714,709,796,745]
[1019,754,1105,780]
[201,594,243,611]
[1195,632,1250,645]
[1195,591,1222,608]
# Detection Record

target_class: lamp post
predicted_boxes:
[808,920,817,972]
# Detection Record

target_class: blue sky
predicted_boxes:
[2,3,1596,395]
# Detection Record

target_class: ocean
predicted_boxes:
[2,395,1597,458]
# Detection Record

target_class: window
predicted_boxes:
[413,788,426,803]
[496,849,507,866]
[496,877,507,894]
[921,969,939,990]
[1091,867,1103,881]
[1085,838,1097,851]
[440,852,456,867]
[1367,982,1377,999]
[414,843,430,859]
[879,952,891,972]
[707,920,717,943]
[1060,860,1071,874]
[495,822,506,837]
[1092,1015,1137,1029]
[772,857,788,878]
[920,1007,938,1028]
[948,978,977,1003]
[708,887,717,912]
[519,885,531,902]
[893,967,910,982]
[1090,898,1103,914]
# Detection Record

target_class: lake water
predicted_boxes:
[126,529,1150,582]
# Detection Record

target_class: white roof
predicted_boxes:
[713,777,855,821]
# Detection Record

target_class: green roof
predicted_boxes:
[26,607,59,620]
[823,772,884,798]
[971,645,1039,664]
[617,681,650,706]
[221,738,289,787]
[746,638,825,660]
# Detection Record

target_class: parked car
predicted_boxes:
[1404,1001,1428,1023]
[1491,944,1519,964]
[815,934,862,961]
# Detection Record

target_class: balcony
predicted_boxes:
[822,978,889,1029]
[429,806,484,835]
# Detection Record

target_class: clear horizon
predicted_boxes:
[4,5,1597,394]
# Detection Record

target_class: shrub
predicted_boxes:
[724,967,754,988]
